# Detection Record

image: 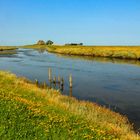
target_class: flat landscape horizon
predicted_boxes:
[1,0,140,139]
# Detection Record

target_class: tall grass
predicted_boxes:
[47,45,140,60]
[23,44,140,60]
[0,71,139,140]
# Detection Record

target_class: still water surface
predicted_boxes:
[0,49,140,131]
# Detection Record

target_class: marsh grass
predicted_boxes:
[0,71,139,139]
[47,45,140,60]
[0,46,17,55]
[23,44,140,60]
[0,46,17,51]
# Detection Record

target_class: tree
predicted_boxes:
[37,40,45,45]
[46,40,54,45]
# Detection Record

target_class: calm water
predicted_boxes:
[0,48,140,131]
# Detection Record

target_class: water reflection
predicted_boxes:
[0,49,18,57]
[56,53,140,67]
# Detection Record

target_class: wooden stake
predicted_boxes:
[69,75,72,88]
[43,82,47,89]
[48,68,52,81]
[53,76,56,83]
[58,76,61,83]
[69,87,72,97]
[61,78,64,86]
[35,79,39,86]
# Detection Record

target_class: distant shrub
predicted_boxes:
[46,40,54,45]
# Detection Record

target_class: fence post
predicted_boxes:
[35,79,39,86]
[43,82,47,89]
[69,75,72,88]
[53,76,56,83]
[61,78,64,86]
[69,87,72,97]
[58,76,61,89]
[48,68,52,81]
[60,78,64,91]
[58,76,61,83]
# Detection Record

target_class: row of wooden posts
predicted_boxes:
[48,68,73,88]
[35,68,73,96]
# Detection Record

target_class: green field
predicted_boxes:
[0,71,139,140]
[23,44,140,60]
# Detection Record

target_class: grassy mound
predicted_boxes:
[0,71,139,140]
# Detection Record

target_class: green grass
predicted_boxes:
[23,44,140,60]
[0,71,139,140]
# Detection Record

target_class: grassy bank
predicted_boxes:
[0,46,17,51]
[0,46,17,55]
[23,45,140,60]
[0,71,139,139]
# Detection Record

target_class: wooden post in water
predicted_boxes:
[43,82,47,89]
[48,68,52,81]
[60,78,64,91]
[35,79,39,86]
[58,76,61,89]
[48,68,52,88]
[61,78,64,86]
[69,87,72,97]
[58,76,61,83]
[69,75,72,88]
[53,76,56,88]
[53,76,56,83]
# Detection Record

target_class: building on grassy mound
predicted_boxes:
[65,43,83,46]
[37,40,46,45]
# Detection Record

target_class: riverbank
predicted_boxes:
[0,71,139,139]
[0,46,17,55]
[23,44,140,60]
[0,46,17,51]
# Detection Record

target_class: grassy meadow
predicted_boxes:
[23,44,140,60]
[0,71,139,140]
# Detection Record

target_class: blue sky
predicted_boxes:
[0,0,140,45]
